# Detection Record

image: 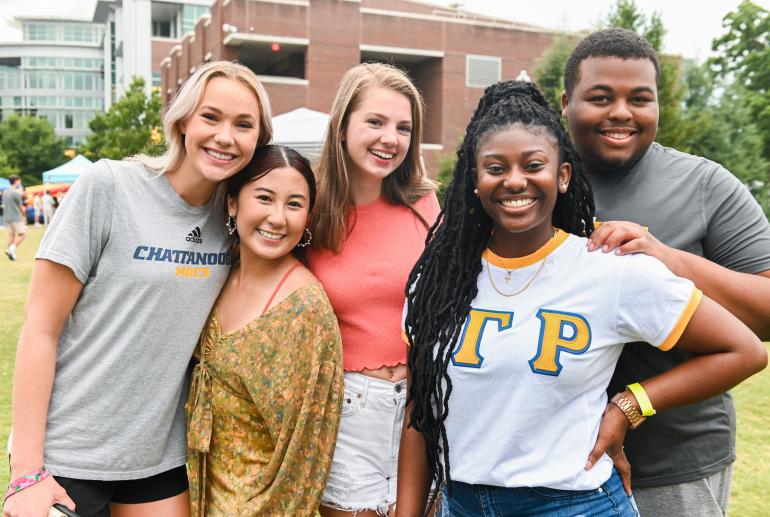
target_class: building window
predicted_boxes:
[60,72,103,91]
[466,55,501,88]
[0,63,22,89]
[23,57,103,71]
[152,20,172,38]
[0,96,23,107]
[181,4,209,35]
[25,23,57,41]
[234,43,306,80]
[37,110,57,125]
[64,114,73,128]
[110,21,117,85]
[62,24,102,43]
[26,71,58,89]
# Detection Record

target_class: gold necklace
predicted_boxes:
[486,255,546,297]
[486,229,555,297]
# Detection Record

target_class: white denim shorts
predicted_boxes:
[321,371,407,515]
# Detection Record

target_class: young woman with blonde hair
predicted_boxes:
[4,61,271,517]
[307,63,439,516]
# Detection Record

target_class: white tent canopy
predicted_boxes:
[270,108,329,162]
[42,154,94,184]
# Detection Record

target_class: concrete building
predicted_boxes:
[0,17,106,146]
[94,0,214,106]
[160,0,558,170]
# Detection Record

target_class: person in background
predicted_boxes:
[4,175,26,261]
[32,195,42,226]
[561,28,770,517]
[42,192,55,225]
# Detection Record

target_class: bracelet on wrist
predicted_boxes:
[611,392,645,429]
[4,465,50,502]
[627,382,656,417]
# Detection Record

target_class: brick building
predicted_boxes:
[160,0,558,171]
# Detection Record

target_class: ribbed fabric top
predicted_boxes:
[307,194,440,371]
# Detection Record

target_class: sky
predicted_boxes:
[434,0,770,61]
[0,0,768,62]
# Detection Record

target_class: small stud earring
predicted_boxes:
[473,188,479,196]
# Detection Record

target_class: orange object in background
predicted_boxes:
[24,183,71,199]
[24,183,72,206]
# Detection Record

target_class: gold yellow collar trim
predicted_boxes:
[483,229,569,269]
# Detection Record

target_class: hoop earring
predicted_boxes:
[296,227,313,248]
[226,215,237,236]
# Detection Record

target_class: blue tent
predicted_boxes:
[0,177,9,191]
[42,155,94,184]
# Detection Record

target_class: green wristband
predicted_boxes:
[627,382,656,417]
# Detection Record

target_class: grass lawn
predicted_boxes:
[1,227,769,515]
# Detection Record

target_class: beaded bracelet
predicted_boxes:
[4,465,50,502]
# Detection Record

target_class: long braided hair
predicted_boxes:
[404,80,594,502]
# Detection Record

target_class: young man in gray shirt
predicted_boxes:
[561,28,770,517]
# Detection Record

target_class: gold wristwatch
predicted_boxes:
[611,392,645,429]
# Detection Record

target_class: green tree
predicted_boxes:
[673,62,770,213]
[0,115,66,186]
[710,1,770,160]
[606,0,665,51]
[80,76,163,160]
[0,150,20,178]
[534,34,576,112]
[435,151,457,207]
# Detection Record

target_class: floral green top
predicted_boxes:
[186,282,343,516]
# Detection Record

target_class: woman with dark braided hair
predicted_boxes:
[395,81,766,517]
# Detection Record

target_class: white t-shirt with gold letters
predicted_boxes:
[409,230,701,491]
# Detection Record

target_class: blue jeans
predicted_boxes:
[439,469,639,517]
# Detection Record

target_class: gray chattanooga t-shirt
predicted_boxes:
[592,143,770,487]
[36,159,231,480]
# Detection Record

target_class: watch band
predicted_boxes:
[611,392,646,429]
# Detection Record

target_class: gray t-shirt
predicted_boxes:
[592,143,770,488]
[36,159,231,480]
[3,187,23,223]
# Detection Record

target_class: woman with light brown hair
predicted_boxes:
[5,61,271,517]
[307,63,439,516]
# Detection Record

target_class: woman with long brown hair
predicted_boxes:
[307,63,439,516]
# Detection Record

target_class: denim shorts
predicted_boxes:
[439,468,639,517]
[320,371,406,515]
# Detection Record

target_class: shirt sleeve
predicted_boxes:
[616,254,702,351]
[702,165,770,273]
[35,160,115,283]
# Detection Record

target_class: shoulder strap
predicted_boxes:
[261,262,302,316]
